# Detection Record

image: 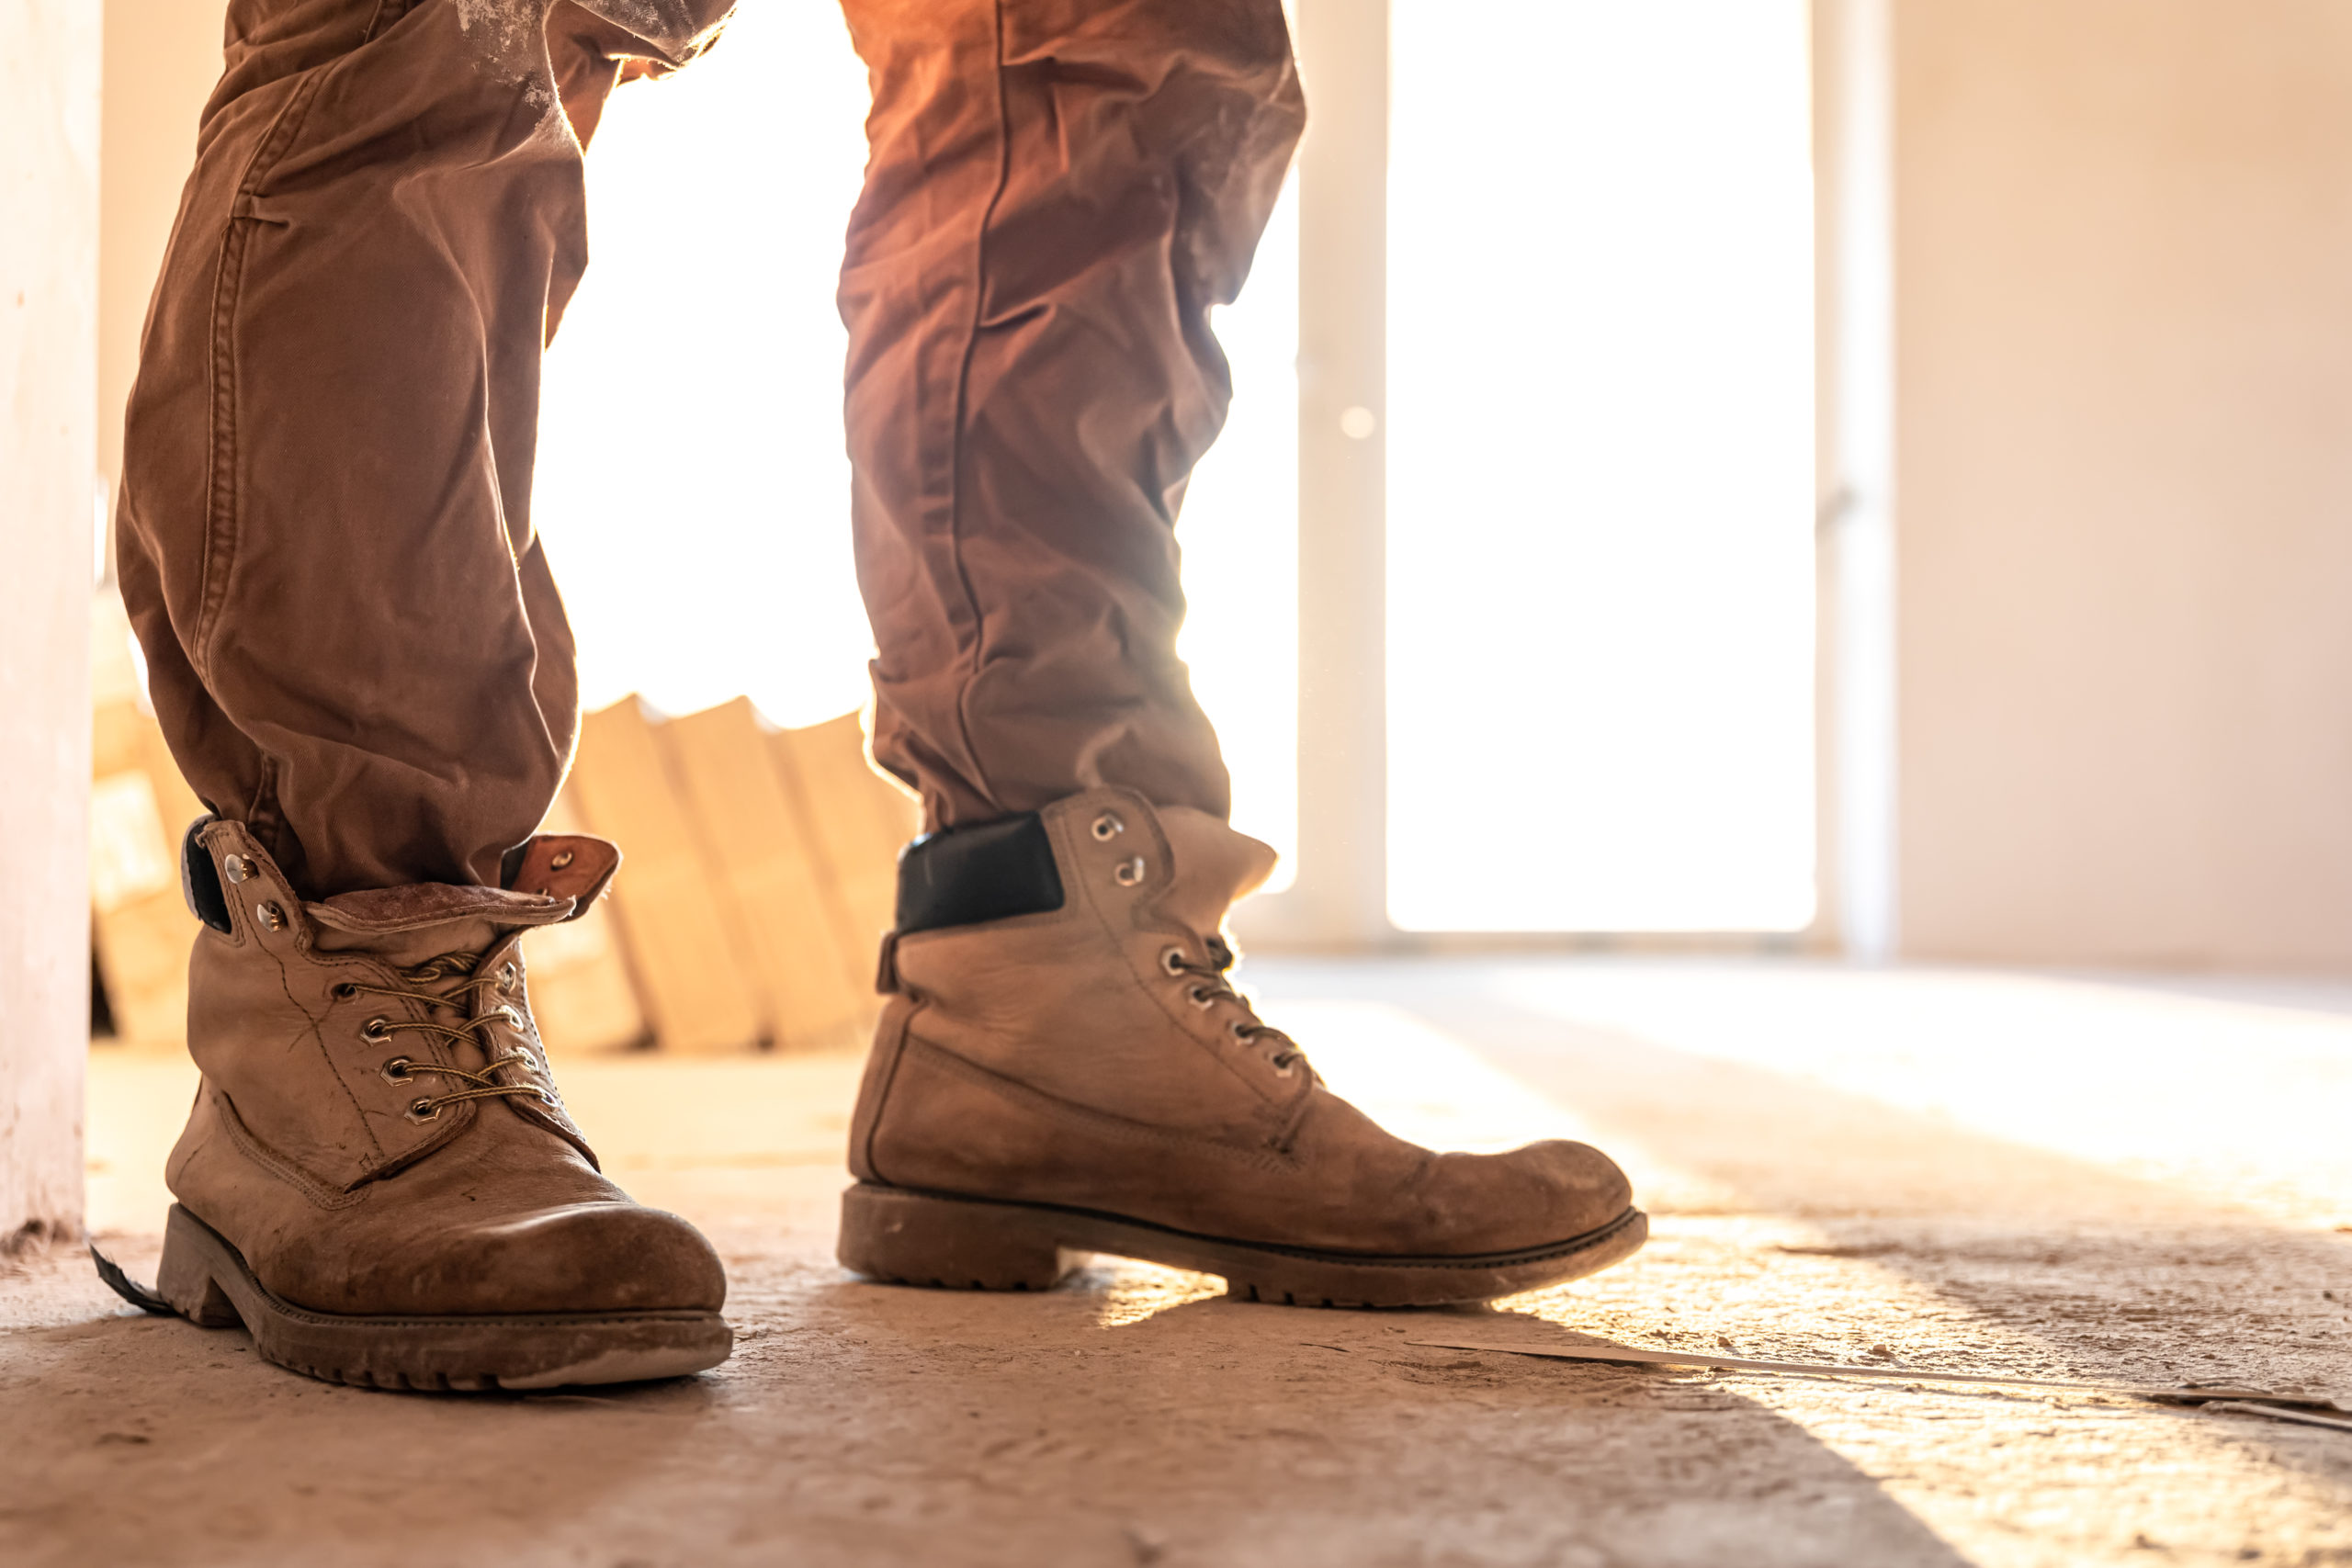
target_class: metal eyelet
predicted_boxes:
[256,901,286,931]
[499,961,519,991]
[222,855,254,885]
[1091,812,1124,841]
[332,982,358,1000]
[404,1098,442,1124]
[1230,1021,1252,1040]
[1113,857,1147,887]
[379,1057,413,1086]
[1159,947,1187,976]
[548,849,575,870]
[1187,985,1215,1010]
[1271,1062,1297,1078]
[361,1017,392,1044]
[489,1005,524,1029]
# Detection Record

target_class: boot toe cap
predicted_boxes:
[459,1202,729,1314]
[275,1201,729,1317]
[1425,1138,1635,1254]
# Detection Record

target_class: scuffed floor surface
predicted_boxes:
[5,958,2349,1568]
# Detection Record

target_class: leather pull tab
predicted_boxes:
[504,833,622,918]
[875,931,901,996]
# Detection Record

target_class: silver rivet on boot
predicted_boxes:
[1091,812,1124,840]
[1114,856,1147,886]
[549,850,575,870]
[405,1098,442,1124]
[379,1057,413,1085]
[222,855,253,884]
[256,901,286,931]
[362,1017,392,1043]
[1160,946,1187,976]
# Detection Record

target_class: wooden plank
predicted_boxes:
[89,747,194,1048]
[519,785,651,1057]
[89,604,206,1051]
[770,712,919,1001]
[566,697,763,1055]
[658,698,866,1053]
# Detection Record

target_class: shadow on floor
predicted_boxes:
[0,1254,1980,1568]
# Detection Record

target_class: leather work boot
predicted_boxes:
[839,789,1646,1306]
[152,818,730,1390]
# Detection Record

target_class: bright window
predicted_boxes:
[1384,0,1817,931]
[536,7,1297,876]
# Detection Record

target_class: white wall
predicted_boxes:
[0,0,99,1242]
[1895,0,2352,971]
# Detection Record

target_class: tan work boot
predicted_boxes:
[839,789,1646,1305]
[152,818,730,1389]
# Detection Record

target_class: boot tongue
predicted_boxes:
[1154,807,1280,936]
[306,880,568,967]
[310,913,506,970]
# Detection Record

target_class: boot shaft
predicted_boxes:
[177,817,614,1190]
[858,789,1296,1164]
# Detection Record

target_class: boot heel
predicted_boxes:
[156,1205,243,1328]
[838,1184,1079,1292]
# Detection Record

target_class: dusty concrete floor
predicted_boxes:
[5,958,2349,1568]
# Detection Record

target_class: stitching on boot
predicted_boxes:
[258,920,398,1171]
[852,1001,919,1184]
[899,1033,1295,1174]
[211,1088,371,1212]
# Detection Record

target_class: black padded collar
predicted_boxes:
[180,815,232,933]
[894,813,1065,934]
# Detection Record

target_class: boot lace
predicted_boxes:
[1159,936,1310,1077]
[334,952,546,1122]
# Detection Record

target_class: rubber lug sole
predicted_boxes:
[838,1182,1648,1307]
[154,1203,732,1391]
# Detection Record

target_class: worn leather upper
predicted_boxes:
[851,788,1634,1256]
[166,819,725,1316]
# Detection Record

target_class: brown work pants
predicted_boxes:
[117,0,1304,898]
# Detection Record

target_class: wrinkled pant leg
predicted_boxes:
[839,0,1306,830]
[115,0,729,898]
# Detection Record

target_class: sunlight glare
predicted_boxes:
[534,11,1299,872]
[1385,0,1816,931]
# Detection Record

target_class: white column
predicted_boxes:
[1814,0,1900,961]
[1237,0,1395,953]
[0,0,99,1244]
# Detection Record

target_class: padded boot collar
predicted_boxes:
[311,834,618,935]
[180,815,619,937]
[891,790,1275,938]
